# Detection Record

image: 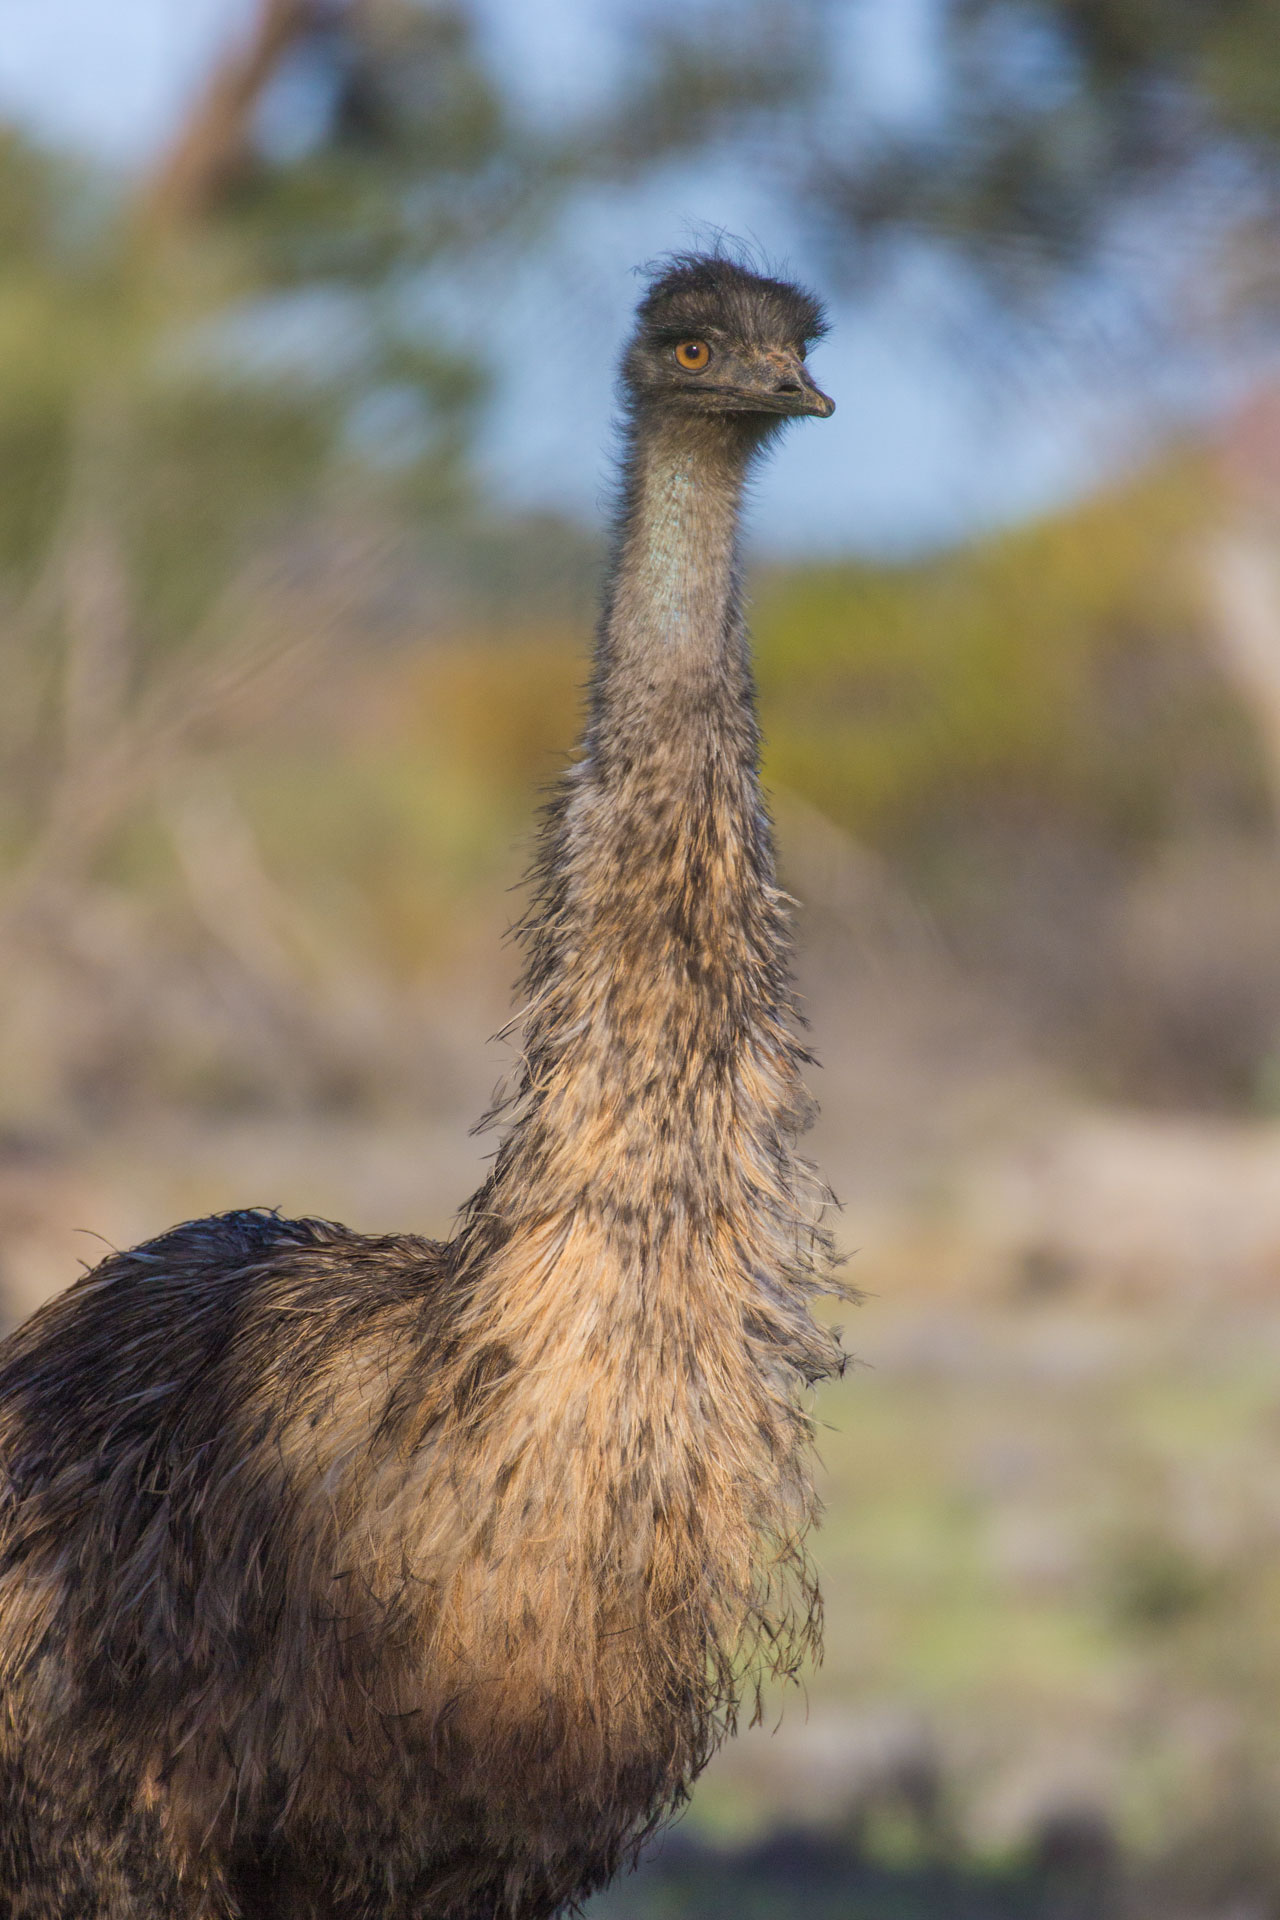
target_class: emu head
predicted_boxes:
[622,253,834,433]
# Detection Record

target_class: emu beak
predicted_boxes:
[792,371,835,418]
[761,352,835,418]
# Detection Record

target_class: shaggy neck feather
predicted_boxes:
[461,414,789,1263]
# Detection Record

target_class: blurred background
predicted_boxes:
[5,1,1280,1913]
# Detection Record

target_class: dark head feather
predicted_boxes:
[636,250,828,351]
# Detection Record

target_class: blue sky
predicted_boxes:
[0,0,1191,554]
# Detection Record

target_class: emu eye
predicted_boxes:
[674,340,711,371]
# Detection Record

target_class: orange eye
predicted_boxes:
[674,340,710,371]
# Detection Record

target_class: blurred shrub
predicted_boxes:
[753,460,1265,858]
[1098,1528,1218,1636]
[746,463,1280,1105]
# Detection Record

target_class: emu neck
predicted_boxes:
[594,417,754,741]
[463,412,795,1276]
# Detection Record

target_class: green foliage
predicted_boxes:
[1205,2,1280,146]
[1100,1529,1217,1634]
[806,0,1280,312]
[230,4,516,284]
[752,462,1269,863]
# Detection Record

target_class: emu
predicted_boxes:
[0,254,842,1919]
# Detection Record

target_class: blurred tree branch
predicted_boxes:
[2,525,388,926]
[139,0,320,232]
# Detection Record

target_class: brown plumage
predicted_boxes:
[0,252,844,1919]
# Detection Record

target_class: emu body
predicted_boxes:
[0,256,842,1919]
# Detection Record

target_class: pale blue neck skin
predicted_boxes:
[604,419,755,686]
[627,459,704,633]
